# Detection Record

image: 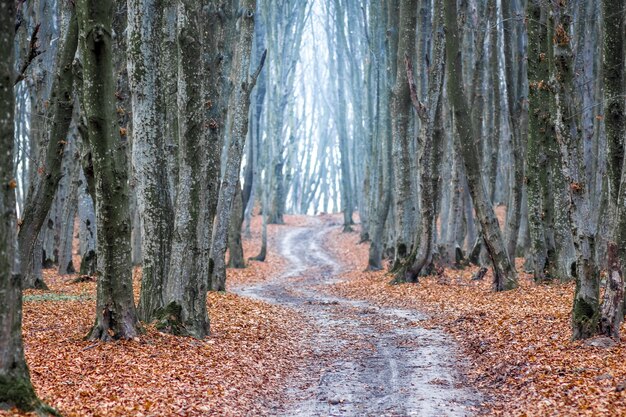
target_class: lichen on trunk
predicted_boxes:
[76,0,140,341]
[0,3,55,413]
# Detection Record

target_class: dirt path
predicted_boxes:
[235,218,480,416]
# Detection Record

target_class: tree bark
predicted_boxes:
[127,0,175,322]
[160,1,228,338]
[600,0,626,337]
[210,4,262,291]
[77,0,140,340]
[444,0,518,291]
[227,182,246,269]
[527,0,557,281]
[551,3,600,340]
[18,8,78,290]
[0,3,51,412]
[390,0,417,268]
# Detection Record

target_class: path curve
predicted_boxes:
[235,217,479,416]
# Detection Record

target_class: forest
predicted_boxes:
[2,0,626,415]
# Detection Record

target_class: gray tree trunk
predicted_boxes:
[210,2,262,291]
[600,0,626,338]
[57,123,80,275]
[390,0,416,268]
[127,0,175,322]
[401,18,445,282]
[160,1,228,338]
[551,2,600,340]
[444,0,517,291]
[0,3,50,411]
[77,0,140,340]
[227,182,246,269]
[18,8,78,289]
[77,168,96,275]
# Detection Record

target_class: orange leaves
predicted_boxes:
[4,216,315,417]
[324,219,626,417]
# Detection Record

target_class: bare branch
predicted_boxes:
[15,23,42,85]
[15,0,26,33]
[405,53,427,121]
[249,49,267,90]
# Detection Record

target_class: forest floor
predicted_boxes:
[234,215,479,416]
[5,214,626,416]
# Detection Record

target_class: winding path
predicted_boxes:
[235,218,479,416]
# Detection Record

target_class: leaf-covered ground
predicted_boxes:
[5,213,626,416]
[326,222,626,416]
[2,215,314,417]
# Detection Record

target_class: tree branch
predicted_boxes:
[249,49,267,91]
[15,23,42,85]
[15,0,26,33]
[405,53,427,121]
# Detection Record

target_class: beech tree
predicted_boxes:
[444,0,517,291]
[77,0,140,340]
[127,0,174,322]
[210,1,265,292]
[0,2,52,412]
[600,0,626,337]
[16,3,77,290]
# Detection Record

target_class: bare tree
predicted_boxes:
[444,0,518,291]
[210,2,264,292]
[127,0,174,322]
[0,2,53,412]
[77,0,140,340]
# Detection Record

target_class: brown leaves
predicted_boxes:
[3,215,314,417]
[325,218,626,416]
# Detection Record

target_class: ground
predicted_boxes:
[3,213,626,416]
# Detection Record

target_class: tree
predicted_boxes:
[444,0,518,291]
[390,0,417,268]
[18,5,78,290]
[551,0,599,340]
[599,0,626,338]
[158,0,231,338]
[210,2,264,292]
[400,0,445,282]
[366,0,393,271]
[127,0,174,322]
[526,0,556,281]
[77,0,140,340]
[0,3,53,412]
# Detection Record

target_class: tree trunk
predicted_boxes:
[18,9,78,290]
[57,128,80,275]
[227,182,246,269]
[501,0,528,259]
[600,0,626,337]
[527,0,556,281]
[210,3,261,291]
[161,1,228,338]
[127,0,175,322]
[397,1,445,282]
[0,3,51,412]
[551,2,600,340]
[77,0,140,340]
[390,0,416,268]
[444,0,517,291]
[77,167,97,275]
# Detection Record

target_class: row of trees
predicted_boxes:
[315,0,626,342]
[269,0,625,342]
[2,0,267,412]
[2,0,626,412]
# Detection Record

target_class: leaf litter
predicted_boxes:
[2,215,315,417]
[326,219,626,416]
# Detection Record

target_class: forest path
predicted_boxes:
[234,217,479,416]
